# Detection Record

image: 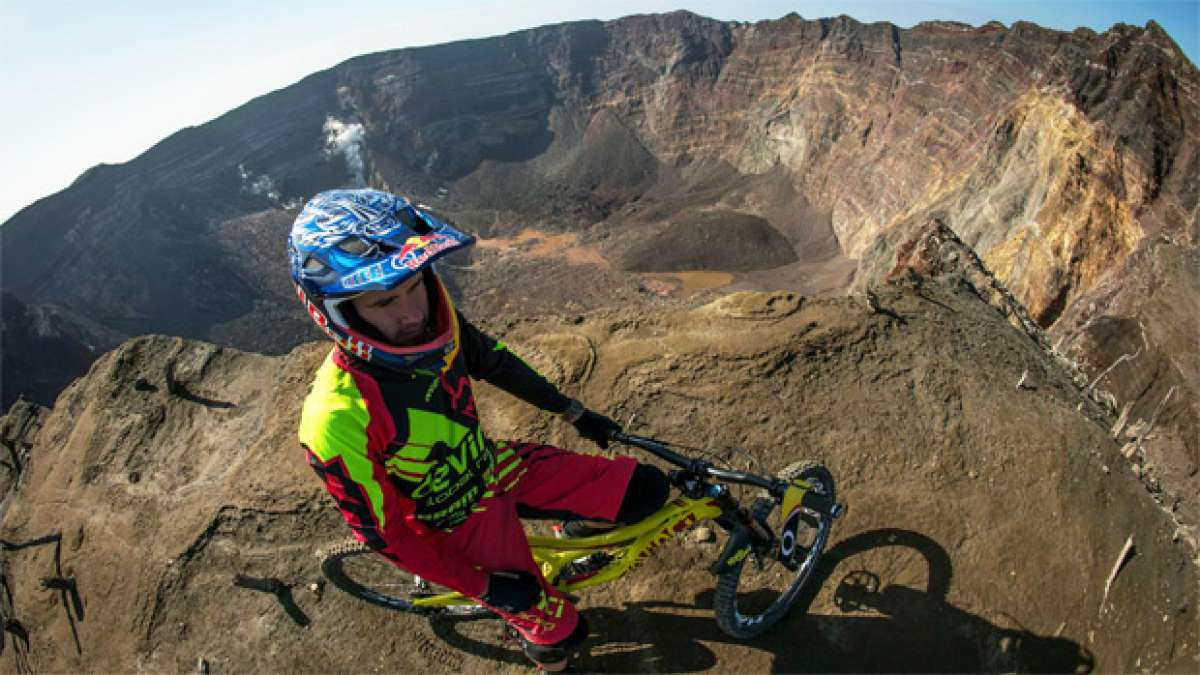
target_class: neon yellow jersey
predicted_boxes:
[299,311,571,542]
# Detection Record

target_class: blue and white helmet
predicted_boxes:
[288,188,475,372]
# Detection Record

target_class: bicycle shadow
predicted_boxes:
[751,528,1091,672]
[429,529,1092,672]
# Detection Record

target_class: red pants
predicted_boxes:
[415,442,635,645]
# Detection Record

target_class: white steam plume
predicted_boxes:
[323,117,366,186]
[236,163,281,203]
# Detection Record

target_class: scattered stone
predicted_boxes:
[1111,402,1134,438]
[1101,535,1136,615]
[1125,420,1149,439]
[1016,370,1037,390]
[1172,525,1198,551]
[863,290,905,323]
[690,527,716,544]
[128,470,141,484]
[1091,389,1117,412]
[196,657,209,674]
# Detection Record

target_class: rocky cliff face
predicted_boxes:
[0,286,1194,672]
[861,218,1198,529]
[2,11,1194,385]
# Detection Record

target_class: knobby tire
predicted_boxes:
[319,539,489,616]
[712,460,835,639]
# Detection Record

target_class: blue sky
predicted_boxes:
[0,1,1195,224]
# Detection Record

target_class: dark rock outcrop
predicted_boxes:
[0,292,116,412]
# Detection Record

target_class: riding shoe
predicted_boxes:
[554,520,613,539]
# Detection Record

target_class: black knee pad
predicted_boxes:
[615,463,670,525]
[521,614,589,665]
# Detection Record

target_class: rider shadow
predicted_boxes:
[429,528,1092,673]
[426,603,713,670]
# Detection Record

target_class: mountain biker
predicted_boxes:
[289,188,669,671]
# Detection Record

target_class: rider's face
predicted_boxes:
[351,273,431,345]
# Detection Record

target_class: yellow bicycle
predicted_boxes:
[319,432,845,638]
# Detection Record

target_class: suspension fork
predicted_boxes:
[708,487,775,575]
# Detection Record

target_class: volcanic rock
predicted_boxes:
[0,287,1194,672]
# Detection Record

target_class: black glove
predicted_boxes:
[572,409,622,450]
[480,569,541,613]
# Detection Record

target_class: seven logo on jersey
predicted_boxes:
[385,409,495,528]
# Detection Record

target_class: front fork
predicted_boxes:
[708,488,775,575]
[702,480,843,575]
[669,471,776,576]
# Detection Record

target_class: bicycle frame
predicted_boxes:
[531,495,725,593]
[406,432,841,610]
[409,494,724,609]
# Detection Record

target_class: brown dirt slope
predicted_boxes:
[0,285,1195,673]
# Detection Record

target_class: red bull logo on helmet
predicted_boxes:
[337,235,462,289]
[394,234,459,271]
[397,235,437,258]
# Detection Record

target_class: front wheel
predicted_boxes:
[712,461,835,639]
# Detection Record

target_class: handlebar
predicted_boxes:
[611,432,780,494]
[612,431,845,522]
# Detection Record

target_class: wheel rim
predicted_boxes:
[324,548,487,616]
[341,552,429,593]
[731,470,833,628]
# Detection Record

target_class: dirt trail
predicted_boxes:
[0,283,1195,673]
